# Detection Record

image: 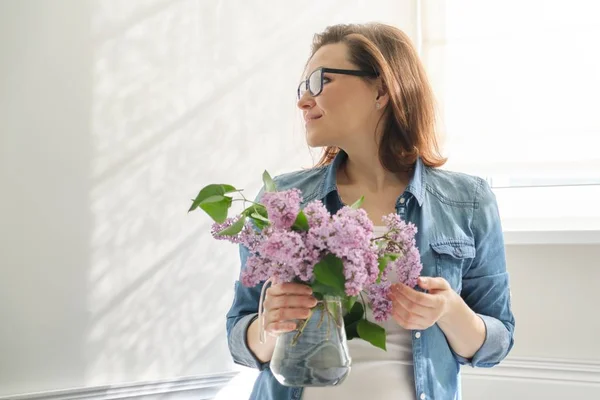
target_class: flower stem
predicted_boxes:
[316,302,325,329]
[292,307,315,346]
[359,292,369,322]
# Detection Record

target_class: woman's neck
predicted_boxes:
[337,151,411,194]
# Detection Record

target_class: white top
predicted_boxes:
[302,226,416,399]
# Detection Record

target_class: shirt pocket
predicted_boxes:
[430,240,476,293]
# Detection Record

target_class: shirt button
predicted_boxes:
[399,197,406,204]
[415,332,421,339]
[420,393,426,400]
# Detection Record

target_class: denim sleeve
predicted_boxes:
[225,245,270,370]
[454,178,516,368]
[225,187,270,371]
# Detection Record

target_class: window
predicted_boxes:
[419,0,600,238]
[420,0,600,184]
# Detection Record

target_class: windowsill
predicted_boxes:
[503,220,600,245]
[494,185,600,245]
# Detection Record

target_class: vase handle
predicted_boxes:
[258,277,274,344]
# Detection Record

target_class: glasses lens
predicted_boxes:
[298,81,306,99]
[308,69,322,96]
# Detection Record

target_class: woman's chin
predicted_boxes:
[306,130,329,148]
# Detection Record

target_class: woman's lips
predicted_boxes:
[305,115,322,123]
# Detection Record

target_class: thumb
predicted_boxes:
[418,276,450,291]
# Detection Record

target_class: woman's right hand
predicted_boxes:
[262,282,318,336]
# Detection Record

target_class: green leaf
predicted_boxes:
[251,217,270,231]
[313,254,346,294]
[345,321,360,340]
[251,212,270,223]
[241,204,270,231]
[216,216,246,236]
[377,255,393,283]
[243,204,268,219]
[312,291,324,301]
[350,196,365,210]
[242,205,257,217]
[342,296,357,314]
[343,301,364,325]
[292,210,309,231]
[189,184,237,213]
[199,195,233,223]
[357,319,387,351]
[343,302,364,341]
[378,255,391,274]
[262,170,277,192]
[311,281,345,298]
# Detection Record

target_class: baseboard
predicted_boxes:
[5,359,598,399]
[461,356,600,385]
[0,372,238,400]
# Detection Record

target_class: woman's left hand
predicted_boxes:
[389,276,458,330]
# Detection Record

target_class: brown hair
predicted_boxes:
[309,23,446,171]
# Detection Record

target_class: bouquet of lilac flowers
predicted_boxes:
[189,171,422,350]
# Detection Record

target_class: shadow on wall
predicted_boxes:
[85,0,315,388]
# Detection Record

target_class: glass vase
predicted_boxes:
[270,295,352,387]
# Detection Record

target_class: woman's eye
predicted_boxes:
[323,77,332,84]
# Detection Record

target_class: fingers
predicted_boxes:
[391,307,429,330]
[389,284,447,330]
[391,283,437,309]
[265,321,298,335]
[263,282,318,335]
[266,305,310,325]
[267,282,313,296]
[391,292,428,318]
[265,294,318,311]
[264,305,313,335]
[417,276,451,292]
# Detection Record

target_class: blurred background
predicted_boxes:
[0,0,598,399]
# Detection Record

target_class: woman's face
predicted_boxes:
[297,43,381,149]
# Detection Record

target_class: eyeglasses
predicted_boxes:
[297,67,378,100]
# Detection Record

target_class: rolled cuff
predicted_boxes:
[228,313,270,371]
[453,314,513,368]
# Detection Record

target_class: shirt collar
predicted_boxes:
[319,149,426,207]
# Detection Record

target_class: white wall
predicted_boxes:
[0,0,416,397]
[461,244,600,399]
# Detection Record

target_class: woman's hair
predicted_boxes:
[310,23,446,171]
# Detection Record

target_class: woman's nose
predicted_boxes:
[297,91,315,110]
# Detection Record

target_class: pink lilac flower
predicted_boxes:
[295,231,321,282]
[241,255,270,287]
[211,217,241,243]
[261,189,302,230]
[374,213,422,287]
[303,200,330,228]
[305,222,335,253]
[257,230,306,270]
[380,213,418,255]
[235,198,421,300]
[310,206,379,296]
[238,222,264,253]
[367,281,393,322]
[392,245,422,288]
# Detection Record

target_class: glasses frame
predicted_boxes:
[297,67,379,100]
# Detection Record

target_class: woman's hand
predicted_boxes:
[263,282,318,336]
[389,277,458,330]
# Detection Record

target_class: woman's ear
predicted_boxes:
[375,79,390,109]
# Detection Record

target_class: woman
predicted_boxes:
[225,23,515,400]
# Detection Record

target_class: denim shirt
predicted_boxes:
[225,150,515,400]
